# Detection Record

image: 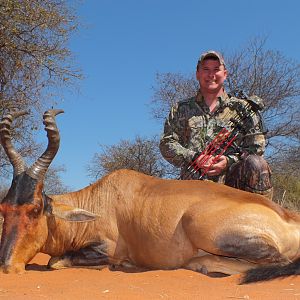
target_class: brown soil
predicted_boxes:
[0,254,300,299]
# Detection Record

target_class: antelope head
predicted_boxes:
[0,109,63,273]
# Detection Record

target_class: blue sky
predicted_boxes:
[46,0,300,190]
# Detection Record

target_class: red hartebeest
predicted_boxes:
[0,110,300,284]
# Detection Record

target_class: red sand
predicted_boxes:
[0,253,299,299]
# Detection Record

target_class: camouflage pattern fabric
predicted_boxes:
[225,154,273,199]
[159,90,272,196]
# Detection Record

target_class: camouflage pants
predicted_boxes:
[224,154,273,200]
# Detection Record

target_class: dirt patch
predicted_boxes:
[0,253,299,299]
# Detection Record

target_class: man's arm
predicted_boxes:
[159,103,196,168]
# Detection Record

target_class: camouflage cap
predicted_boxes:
[198,50,226,68]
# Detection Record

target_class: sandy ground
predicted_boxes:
[0,254,299,299]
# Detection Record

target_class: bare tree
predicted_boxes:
[0,0,81,112]
[44,165,70,194]
[150,73,198,120]
[225,37,300,160]
[271,147,300,177]
[87,136,178,180]
[0,0,81,184]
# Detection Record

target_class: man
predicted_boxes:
[159,50,273,199]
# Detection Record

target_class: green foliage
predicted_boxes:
[272,173,300,211]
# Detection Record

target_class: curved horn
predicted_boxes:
[26,109,64,180]
[0,110,28,177]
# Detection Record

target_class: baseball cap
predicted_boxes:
[198,50,226,68]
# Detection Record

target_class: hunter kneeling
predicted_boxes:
[160,50,273,199]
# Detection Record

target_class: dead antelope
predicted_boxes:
[0,110,300,284]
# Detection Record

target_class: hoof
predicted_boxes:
[197,265,208,275]
[0,263,25,274]
[48,256,72,270]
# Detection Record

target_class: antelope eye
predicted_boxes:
[28,207,41,218]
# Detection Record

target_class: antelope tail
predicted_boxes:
[241,258,300,284]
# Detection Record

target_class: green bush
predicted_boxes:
[272,173,300,211]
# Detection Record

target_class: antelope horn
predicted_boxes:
[26,109,64,180]
[0,110,28,177]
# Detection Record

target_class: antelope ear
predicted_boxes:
[47,201,98,222]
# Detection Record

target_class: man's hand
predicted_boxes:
[195,154,214,170]
[203,155,228,176]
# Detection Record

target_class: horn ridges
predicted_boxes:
[0,111,28,177]
[26,109,64,180]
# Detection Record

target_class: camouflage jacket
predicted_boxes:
[159,90,266,181]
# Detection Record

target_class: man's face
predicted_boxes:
[196,59,227,93]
